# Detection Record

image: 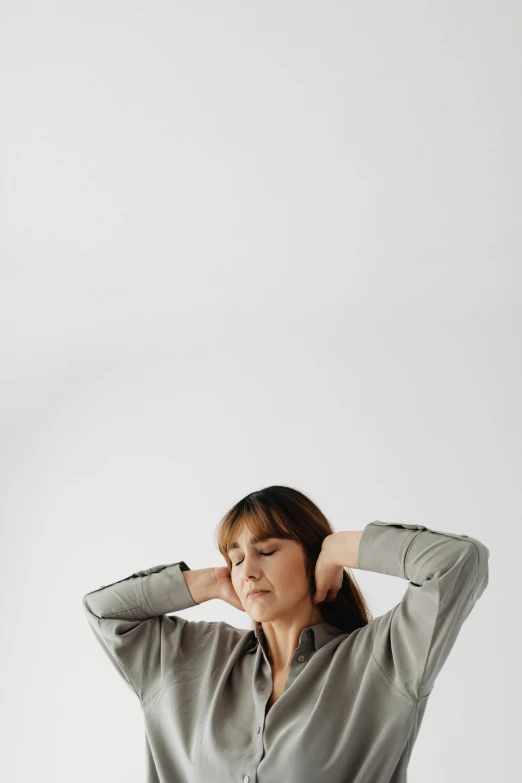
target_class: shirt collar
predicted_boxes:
[242,620,345,656]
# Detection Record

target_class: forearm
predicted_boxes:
[323,530,365,569]
[182,567,217,604]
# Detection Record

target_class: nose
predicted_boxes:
[240,553,264,582]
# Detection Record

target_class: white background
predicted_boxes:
[1,2,520,781]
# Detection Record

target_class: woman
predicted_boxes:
[83,485,489,782]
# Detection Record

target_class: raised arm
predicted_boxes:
[328,521,489,702]
[82,561,217,704]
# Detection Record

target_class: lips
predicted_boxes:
[247,590,270,598]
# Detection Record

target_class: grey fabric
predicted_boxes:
[83,520,489,782]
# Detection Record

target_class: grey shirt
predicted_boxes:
[82,520,489,783]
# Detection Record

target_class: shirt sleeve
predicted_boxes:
[356,521,490,702]
[82,560,213,705]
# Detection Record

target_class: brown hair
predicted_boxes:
[215,485,372,634]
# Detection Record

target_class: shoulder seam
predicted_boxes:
[370,651,416,705]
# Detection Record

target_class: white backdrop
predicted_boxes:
[1,2,520,781]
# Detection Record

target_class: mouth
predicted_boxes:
[247,590,270,598]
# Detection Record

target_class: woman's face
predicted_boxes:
[228,523,317,621]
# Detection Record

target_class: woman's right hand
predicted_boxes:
[213,566,246,612]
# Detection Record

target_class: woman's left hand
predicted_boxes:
[312,538,344,604]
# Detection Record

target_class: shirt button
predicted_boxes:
[307,630,313,638]
[243,777,250,783]
[297,654,306,663]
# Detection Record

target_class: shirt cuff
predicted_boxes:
[135,560,197,616]
[357,521,428,579]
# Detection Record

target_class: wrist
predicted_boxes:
[182,567,217,604]
[322,530,364,569]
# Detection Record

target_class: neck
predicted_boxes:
[259,607,325,671]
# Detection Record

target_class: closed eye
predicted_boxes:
[233,551,276,567]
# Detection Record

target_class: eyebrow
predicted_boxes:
[228,535,274,553]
